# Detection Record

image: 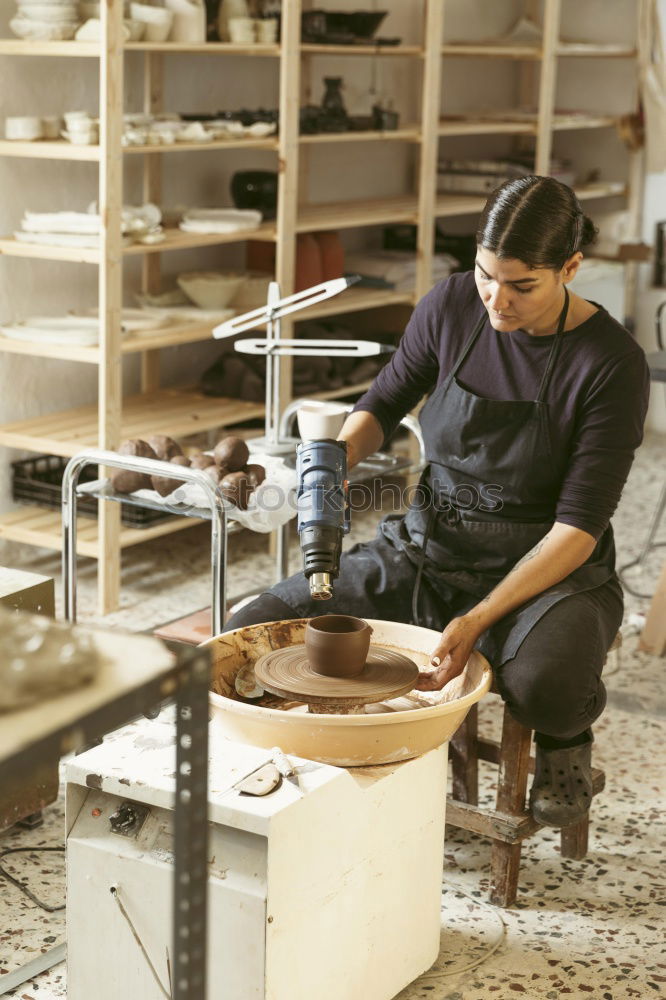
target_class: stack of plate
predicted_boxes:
[10,0,81,41]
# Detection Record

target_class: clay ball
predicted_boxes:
[221,471,251,510]
[147,434,183,461]
[214,436,249,473]
[110,439,157,494]
[245,463,266,490]
[151,455,190,497]
[202,464,223,486]
[189,452,216,470]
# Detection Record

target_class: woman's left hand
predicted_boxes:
[416,615,482,691]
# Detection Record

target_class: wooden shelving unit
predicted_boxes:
[0,0,639,612]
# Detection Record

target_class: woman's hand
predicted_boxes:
[416,615,482,691]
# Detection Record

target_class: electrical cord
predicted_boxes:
[417,880,508,981]
[0,846,65,912]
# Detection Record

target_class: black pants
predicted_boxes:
[224,533,623,741]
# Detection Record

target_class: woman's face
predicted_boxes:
[474,247,580,335]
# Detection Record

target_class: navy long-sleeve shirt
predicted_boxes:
[353,270,650,539]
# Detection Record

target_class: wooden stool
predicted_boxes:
[446,633,620,907]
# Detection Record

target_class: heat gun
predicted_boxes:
[296,438,350,600]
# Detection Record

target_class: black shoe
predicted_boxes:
[529,741,593,828]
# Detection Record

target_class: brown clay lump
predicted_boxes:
[147,434,183,461]
[244,463,266,489]
[221,471,251,510]
[110,439,157,493]
[189,452,216,470]
[214,436,249,472]
[151,454,191,497]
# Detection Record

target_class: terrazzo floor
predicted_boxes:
[1,432,665,1000]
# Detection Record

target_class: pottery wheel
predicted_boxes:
[253,644,419,713]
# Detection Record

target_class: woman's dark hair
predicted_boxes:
[476,175,598,270]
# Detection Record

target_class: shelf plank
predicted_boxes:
[574,181,626,200]
[438,119,535,136]
[0,40,99,56]
[556,43,637,58]
[314,379,374,401]
[0,388,265,457]
[0,505,203,558]
[123,136,279,154]
[0,139,100,160]
[297,196,419,232]
[438,115,617,136]
[0,237,100,264]
[0,224,276,265]
[0,334,100,364]
[296,286,414,320]
[300,44,422,56]
[441,44,542,60]
[123,223,277,255]
[125,41,280,55]
[300,126,421,144]
[435,193,486,217]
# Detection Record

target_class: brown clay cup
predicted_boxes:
[305,615,373,678]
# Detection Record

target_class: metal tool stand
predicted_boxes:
[0,630,210,1000]
[213,276,395,454]
[62,449,230,632]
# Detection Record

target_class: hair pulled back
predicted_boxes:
[476,175,597,271]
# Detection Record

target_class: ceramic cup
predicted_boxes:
[297,401,348,442]
[5,115,43,140]
[64,110,93,128]
[62,127,98,145]
[305,615,373,678]
[255,17,277,43]
[228,15,255,43]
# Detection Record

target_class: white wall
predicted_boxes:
[0,0,662,519]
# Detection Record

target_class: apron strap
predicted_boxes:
[449,310,488,378]
[535,287,570,403]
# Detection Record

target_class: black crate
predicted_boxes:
[11,454,172,528]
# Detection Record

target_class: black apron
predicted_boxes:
[379,287,616,664]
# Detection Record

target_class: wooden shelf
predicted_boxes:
[297,196,419,232]
[556,43,637,58]
[439,119,535,136]
[0,290,414,365]
[435,193,486,217]
[301,44,422,56]
[0,505,202,558]
[438,115,617,136]
[124,136,279,154]
[0,388,265,457]
[0,40,98,56]
[0,139,100,160]
[125,41,280,55]
[441,44,541,60]
[122,224,277,255]
[300,126,421,144]
[314,379,375,401]
[296,286,414,321]
[0,224,276,265]
[574,181,626,200]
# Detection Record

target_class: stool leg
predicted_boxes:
[450,704,479,805]
[560,816,589,860]
[489,706,532,907]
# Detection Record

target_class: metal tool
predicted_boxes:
[212,276,394,454]
[296,438,350,600]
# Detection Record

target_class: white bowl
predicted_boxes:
[10,15,78,39]
[130,2,173,41]
[16,4,79,20]
[5,116,44,141]
[61,128,98,146]
[124,18,145,40]
[177,271,246,310]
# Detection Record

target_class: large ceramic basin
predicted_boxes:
[205,618,492,767]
